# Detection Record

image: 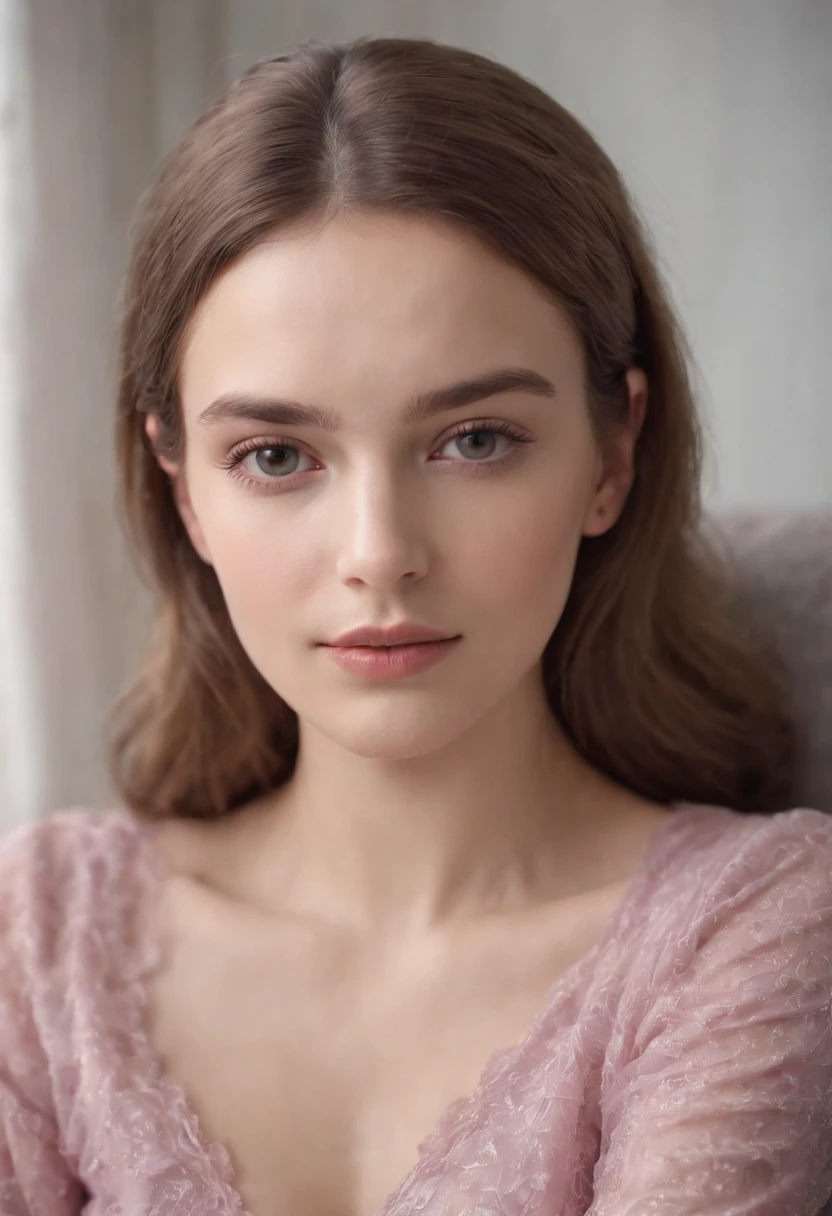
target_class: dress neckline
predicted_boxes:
[121,800,708,1216]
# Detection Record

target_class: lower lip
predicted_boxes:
[322,637,461,679]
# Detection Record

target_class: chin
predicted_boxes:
[303,696,480,760]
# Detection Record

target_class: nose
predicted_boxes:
[334,467,429,590]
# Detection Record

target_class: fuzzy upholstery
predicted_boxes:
[711,510,832,814]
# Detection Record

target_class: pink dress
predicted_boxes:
[1,801,832,1215]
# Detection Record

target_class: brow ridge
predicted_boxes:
[197,366,557,431]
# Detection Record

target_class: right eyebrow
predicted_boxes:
[196,365,557,432]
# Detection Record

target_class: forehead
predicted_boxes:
[178,211,583,420]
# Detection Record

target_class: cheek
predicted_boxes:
[195,497,325,625]
[451,475,589,619]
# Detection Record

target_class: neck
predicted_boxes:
[233,668,637,937]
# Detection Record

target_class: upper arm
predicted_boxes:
[589,809,832,1216]
[0,822,86,1214]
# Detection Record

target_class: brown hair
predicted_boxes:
[109,34,796,822]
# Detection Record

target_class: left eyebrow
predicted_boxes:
[196,366,557,431]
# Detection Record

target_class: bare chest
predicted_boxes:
[142,875,626,1216]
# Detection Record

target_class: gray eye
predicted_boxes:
[458,431,497,459]
[442,430,503,461]
[246,446,309,478]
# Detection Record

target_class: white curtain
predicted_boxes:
[1,0,829,830]
[0,0,222,829]
[0,0,40,826]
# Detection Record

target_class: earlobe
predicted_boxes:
[581,498,614,539]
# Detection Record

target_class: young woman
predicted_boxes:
[1,33,831,1216]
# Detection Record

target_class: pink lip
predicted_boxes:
[325,622,458,648]
[323,637,461,680]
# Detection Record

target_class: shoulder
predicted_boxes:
[0,804,146,863]
[609,804,832,1109]
[651,801,832,907]
[623,804,832,1004]
[679,802,832,909]
[0,807,160,1085]
[595,808,832,1213]
[707,803,832,947]
[642,804,832,1007]
[0,806,151,911]
[0,807,158,984]
[703,801,832,856]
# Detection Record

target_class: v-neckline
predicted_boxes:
[122,801,698,1216]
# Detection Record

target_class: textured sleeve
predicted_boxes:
[0,820,85,1215]
[589,808,832,1216]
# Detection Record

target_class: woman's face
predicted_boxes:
[151,211,645,759]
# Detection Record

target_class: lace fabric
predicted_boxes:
[1,801,832,1215]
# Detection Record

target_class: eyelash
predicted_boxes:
[218,419,534,495]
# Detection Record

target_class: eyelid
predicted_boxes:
[220,417,534,493]
[441,417,531,442]
[223,417,528,458]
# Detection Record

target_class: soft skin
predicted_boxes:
[146,210,663,938]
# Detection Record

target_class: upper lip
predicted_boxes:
[325,623,459,647]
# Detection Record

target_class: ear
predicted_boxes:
[582,368,648,538]
[144,413,214,566]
